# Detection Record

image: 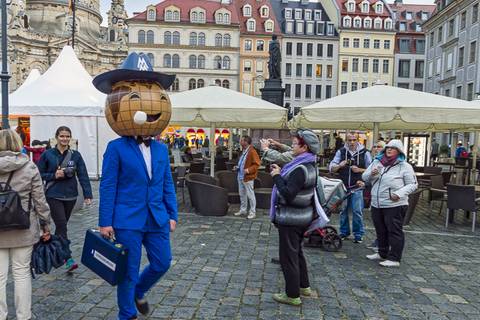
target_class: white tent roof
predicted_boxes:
[295,85,480,130]
[17,69,41,91]
[10,46,106,116]
[169,86,288,128]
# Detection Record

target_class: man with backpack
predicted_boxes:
[329,133,372,243]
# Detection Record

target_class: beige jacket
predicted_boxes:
[0,151,51,248]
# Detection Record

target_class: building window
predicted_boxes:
[222,80,230,89]
[458,47,465,67]
[327,23,334,35]
[406,11,412,20]
[256,61,264,72]
[341,82,348,94]
[448,19,455,37]
[197,79,205,88]
[247,19,256,32]
[305,10,312,20]
[364,18,372,29]
[421,12,429,21]
[399,22,407,31]
[384,40,390,50]
[306,64,313,77]
[224,13,230,24]
[138,30,145,44]
[198,33,205,46]
[265,21,274,32]
[327,65,333,78]
[416,40,425,54]
[295,84,301,99]
[244,39,252,51]
[474,4,479,24]
[343,38,350,48]
[374,18,382,29]
[351,82,358,91]
[163,54,171,68]
[296,64,302,77]
[189,55,197,69]
[362,2,369,13]
[373,59,379,73]
[326,85,332,98]
[215,56,222,69]
[429,32,434,47]
[306,21,314,34]
[172,54,180,68]
[295,9,302,19]
[170,78,179,92]
[189,32,197,46]
[307,43,313,56]
[470,41,477,63]
[224,34,231,47]
[375,3,383,14]
[285,8,292,19]
[191,11,198,23]
[315,85,322,99]
[286,42,292,55]
[317,44,323,57]
[342,59,349,72]
[456,86,462,99]
[327,44,333,57]
[172,32,180,45]
[164,31,171,45]
[415,60,424,78]
[198,55,205,69]
[468,83,474,101]
[286,63,292,76]
[223,56,230,70]
[189,79,196,90]
[382,60,389,73]
[296,21,304,34]
[374,39,380,49]
[362,82,368,88]
[399,39,410,53]
[362,59,369,73]
[352,58,359,72]
[296,43,303,56]
[243,5,251,17]
[244,60,252,72]
[354,17,362,28]
[316,22,325,35]
[446,52,453,70]
[398,83,409,89]
[353,38,360,48]
[364,39,370,48]
[215,33,223,47]
[285,84,291,98]
[343,16,352,28]
[398,60,410,78]
[314,10,322,20]
[436,58,441,75]
[347,1,355,12]
[461,11,466,30]
[165,10,172,21]
[148,9,156,21]
[414,83,423,91]
[316,64,322,78]
[438,26,443,43]
[286,21,294,33]
[305,85,312,99]
[256,40,265,51]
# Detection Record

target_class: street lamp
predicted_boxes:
[1,0,11,129]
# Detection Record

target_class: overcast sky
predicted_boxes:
[99,0,436,24]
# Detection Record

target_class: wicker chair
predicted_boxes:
[215,170,240,203]
[403,189,423,225]
[185,174,228,216]
[445,184,479,232]
[189,161,206,174]
[257,171,274,188]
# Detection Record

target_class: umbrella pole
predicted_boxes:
[228,127,233,160]
[427,131,433,166]
[373,122,379,144]
[319,130,324,155]
[472,131,479,184]
[210,123,216,177]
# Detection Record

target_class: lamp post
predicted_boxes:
[1,0,10,129]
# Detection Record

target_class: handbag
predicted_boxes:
[0,171,31,231]
[44,150,73,192]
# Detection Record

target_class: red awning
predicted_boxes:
[197,129,205,133]
[221,129,229,134]
[187,128,195,133]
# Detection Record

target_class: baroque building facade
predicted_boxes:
[5,0,128,91]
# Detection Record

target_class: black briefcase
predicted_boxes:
[81,229,128,286]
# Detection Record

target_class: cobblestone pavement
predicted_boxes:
[5,183,480,320]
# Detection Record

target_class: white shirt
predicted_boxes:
[138,143,152,179]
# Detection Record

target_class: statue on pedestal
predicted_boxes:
[268,35,281,80]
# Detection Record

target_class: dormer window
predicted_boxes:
[314,10,322,20]
[374,17,382,29]
[399,22,407,31]
[165,7,180,22]
[415,23,422,32]
[384,18,393,30]
[295,9,302,20]
[375,3,383,14]
[173,11,179,21]
[406,11,413,20]
[364,17,372,28]
[217,12,223,23]
[191,12,198,22]
[421,12,429,21]
[361,1,369,13]
[265,20,274,32]
[147,8,156,21]
[260,5,269,18]
[190,8,206,23]
[165,10,172,21]
[224,13,230,24]
[199,12,205,22]
[354,16,362,28]
[305,10,312,20]
[247,18,256,32]
[343,16,352,28]
[296,21,304,34]
[285,8,292,19]
[347,0,356,13]
[243,4,252,17]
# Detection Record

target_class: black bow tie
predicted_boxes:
[136,136,152,147]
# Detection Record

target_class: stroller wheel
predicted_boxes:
[322,233,342,252]
[324,226,338,235]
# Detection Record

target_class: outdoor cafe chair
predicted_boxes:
[176,166,188,204]
[428,175,446,216]
[185,174,228,216]
[445,184,479,232]
[189,161,205,174]
[403,189,423,226]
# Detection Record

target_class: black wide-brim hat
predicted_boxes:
[92,52,176,93]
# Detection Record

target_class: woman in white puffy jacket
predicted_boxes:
[362,140,417,267]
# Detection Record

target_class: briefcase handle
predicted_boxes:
[92,229,121,246]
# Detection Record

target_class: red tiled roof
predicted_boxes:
[129,0,240,25]
[234,0,281,35]
[391,3,436,33]
[336,0,391,18]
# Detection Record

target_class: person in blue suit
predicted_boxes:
[93,52,177,320]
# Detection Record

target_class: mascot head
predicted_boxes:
[92,52,175,137]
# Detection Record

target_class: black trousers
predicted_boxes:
[47,197,76,241]
[371,206,407,262]
[278,225,310,298]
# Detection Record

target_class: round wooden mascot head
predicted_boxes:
[92,52,176,136]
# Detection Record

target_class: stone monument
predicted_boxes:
[261,35,285,107]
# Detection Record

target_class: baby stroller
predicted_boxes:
[304,176,363,252]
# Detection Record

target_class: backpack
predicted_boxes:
[460,150,469,158]
[0,171,31,231]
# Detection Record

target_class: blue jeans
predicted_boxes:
[339,190,365,240]
[114,227,171,320]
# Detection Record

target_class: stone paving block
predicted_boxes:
[444,294,469,304]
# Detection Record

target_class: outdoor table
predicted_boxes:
[415,172,440,178]
[170,163,191,170]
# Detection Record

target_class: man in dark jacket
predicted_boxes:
[329,133,372,243]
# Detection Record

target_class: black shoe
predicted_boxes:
[135,298,150,315]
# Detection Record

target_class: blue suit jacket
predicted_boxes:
[99,137,178,230]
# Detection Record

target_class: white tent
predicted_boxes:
[16,69,41,91]
[294,85,480,131]
[9,46,117,177]
[170,86,288,175]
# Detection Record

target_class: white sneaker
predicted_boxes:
[247,212,256,219]
[234,211,245,216]
[366,253,383,261]
[379,260,400,267]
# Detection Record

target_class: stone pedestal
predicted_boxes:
[260,78,285,107]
